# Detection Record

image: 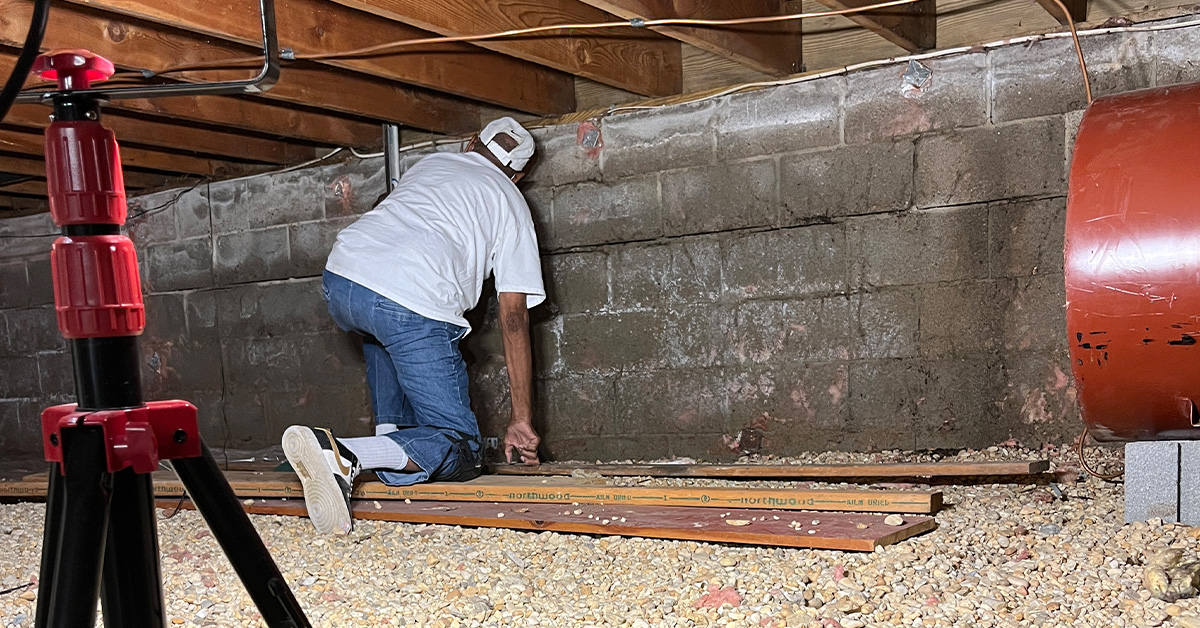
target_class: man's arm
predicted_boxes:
[497,291,540,465]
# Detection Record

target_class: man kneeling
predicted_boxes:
[283,117,544,534]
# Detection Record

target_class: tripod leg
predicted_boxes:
[38,426,114,628]
[99,469,166,628]
[34,464,65,628]
[172,443,310,628]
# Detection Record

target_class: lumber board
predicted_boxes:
[163,498,937,551]
[6,471,942,514]
[487,460,1051,479]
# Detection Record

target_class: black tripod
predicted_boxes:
[5,2,312,627]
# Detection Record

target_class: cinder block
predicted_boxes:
[713,78,842,160]
[144,237,213,293]
[1156,23,1200,87]
[219,336,304,394]
[847,205,988,288]
[207,178,249,234]
[553,175,660,248]
[37,351,74,398]
[610,239,721,310]
[219,391,270,446]
[1001,274,1066,353]
[537,376,616,438]
[851,288,920,359]
[614,368,729,436]
[0,399,26,456]
[143,293,187,344]
[780,140,914,223]
[663,305,735,369]
[732,296,852,364]
[526,123,601,187]
[213,226,291,285]
[0,262,29,309]
[176,185,212,240]
[245,169,325,229]
[531,316,563,379]
[544,251,608,314]
[25,258,54,306]
[0,213,55,258]
[296,332,366,389]
[1178,441,1200,525]
[5,306,63,355]
[998,350,1079,440]
[322,158,387,218]
[991,33,1153,123]
[1125,441,1180,523]
[214,278,329,339]
[844,54,988,145]
[909,356,1006,449]
[919,280,1014,358]
[288,217,354,278]
[726,363,849,452]
[988,198,1067,278]
[846,359,923,451]
[722,224,847,300]
[661,158,776,236]
[560,311,668,374]
[184,290,220,341]
[914,118,1066,208]
[1,356,42,398]
[600,100,715,179]
[523,185,555,251]
[125,193,179,245]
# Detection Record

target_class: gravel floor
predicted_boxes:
[2,442,1194,628]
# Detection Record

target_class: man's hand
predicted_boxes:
[504,420,540,465]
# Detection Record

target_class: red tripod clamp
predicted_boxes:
[42,401,202,474]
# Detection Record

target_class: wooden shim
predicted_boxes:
[487,460,1050,480]
[165,498,936,551]
[8,471,941,514]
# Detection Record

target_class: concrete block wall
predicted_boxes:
[3,23,1197,460]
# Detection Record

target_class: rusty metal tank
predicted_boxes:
[1066,82,1200,441]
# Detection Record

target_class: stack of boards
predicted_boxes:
[1,460,1050,551]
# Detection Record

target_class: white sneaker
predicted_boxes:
[282,426,361,535]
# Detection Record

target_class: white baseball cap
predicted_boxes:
[479,116,535,171]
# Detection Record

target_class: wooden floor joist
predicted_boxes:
[184,498,936,551]
[7,471,942,514]
[487,460,1051,480]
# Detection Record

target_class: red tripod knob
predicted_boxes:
[33,50,115,91]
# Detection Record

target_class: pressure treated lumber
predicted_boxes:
[66,0,575,115]
[333,0,683,97]
[172,498,936,551]
[810,0,936,52]
[6,471,942,514]
[577,0,802,76]
[0,128,248,176]
[487,460,1051,479]
[0,0,479,134]
[2,152,191,190]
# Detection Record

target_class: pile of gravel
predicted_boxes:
[4,443,1195,628]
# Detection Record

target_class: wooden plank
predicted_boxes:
[1,154,180,190]
[8,471,942,514]
[0,0,480,134]
[195,498,936,551]
[487,460,1051,479]
[0,180,46,196]
[0,51,379,149]
[3,104,304,164]
[66,0,575,115]
[1035,0,1088,23]
[333,0,683,98]
[578,0,802,76]
[810,0,935,51]
[0,196,48,217]
[0,128,250,177]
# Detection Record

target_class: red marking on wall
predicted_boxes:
[577,120,603,159]
[330,175,353,215]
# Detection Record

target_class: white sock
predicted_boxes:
[338,436,409,471]
[375,423,399,436]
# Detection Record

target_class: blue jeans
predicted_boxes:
[322,270,482,486]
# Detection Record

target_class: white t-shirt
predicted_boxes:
[325,152,545,331]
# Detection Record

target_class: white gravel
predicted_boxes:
[1,442,1195,628]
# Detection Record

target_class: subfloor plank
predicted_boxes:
[485,460,1051,480]
[162,498,937,552]
[7,471,942,514]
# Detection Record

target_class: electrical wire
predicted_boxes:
[0,0,50,124]
[1048,0,1093,103]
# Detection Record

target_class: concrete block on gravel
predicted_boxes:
[1179,441,1200,525]
[1125,441,1180,523]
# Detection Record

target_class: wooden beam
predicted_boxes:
[0,128,251,176]
[0,194,48,217]
[0,51,381,148]
[0,154,180,189]
[65,0,575,115]
[332,0,683,97]
[1035,0,1087,24]
[487,460,1052,479]
[4,105,306,164]
[225,499,937,551]
[0,180,46,196]
[577,0,802,76]
[0,0,481,134]
[810,0,935,52]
